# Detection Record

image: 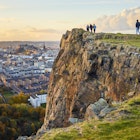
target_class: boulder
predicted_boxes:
[99,107,115,118]
[127,91,136,98]
[17,136,28,140]
[85,98,110,120]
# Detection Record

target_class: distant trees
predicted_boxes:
[0,116,18,140]
[39,89,47,94]
[0,100,45,140]
[8,92,29,104]
[0,87,45,139]
[0,97,3,104]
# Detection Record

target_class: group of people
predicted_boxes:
[136,19,140,35]
[86,24,96,33]
[86,20,139,34]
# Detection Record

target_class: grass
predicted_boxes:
[39,94,140,140]
[100,39,140,47]
[97,120,140,140]
[99,33,140,47]
[127,40,140,47]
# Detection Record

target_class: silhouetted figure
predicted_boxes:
[90,24,93,32]
[93,24,96,33]
[136,19,140,34]
[86,25,89,31]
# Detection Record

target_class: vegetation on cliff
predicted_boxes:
[100,33,140,47]
[39,94,140,140]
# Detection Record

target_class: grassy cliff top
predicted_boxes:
[95,33,140,48]
[39,94,140,140]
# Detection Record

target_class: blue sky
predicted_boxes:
[0,0,140,41]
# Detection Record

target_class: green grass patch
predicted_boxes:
[127,40,140,47]
[101,39,140,47]
[97,119,140,140]
[99,33,140,47]
[40,95,140,140]
[53,129,79,140]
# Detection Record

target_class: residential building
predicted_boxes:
[28,94,47,108]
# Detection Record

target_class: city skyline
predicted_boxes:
[0,0,140,41]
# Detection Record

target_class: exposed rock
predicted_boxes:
[17,133,45,140]
[17,136,28,140]
[68,118,78,123]
[68,117,84,124]
[85,98,114,120]
[127,91,136,98]
[99,106,115,118]
[40,29,140,130]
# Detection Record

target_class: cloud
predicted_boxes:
[0,27,63,41]
[91,7,140,33]
[0,18,16,23]
[25,26,62,34]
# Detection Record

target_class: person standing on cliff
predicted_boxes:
[136,19,140,34]
[90,24,93,32]
[93,24,96,33]
[86,25,89,31]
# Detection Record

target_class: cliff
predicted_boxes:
[41,29,140,130]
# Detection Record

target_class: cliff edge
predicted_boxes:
[41,29,140,130]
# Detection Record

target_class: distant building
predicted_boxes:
[28,94,47,108]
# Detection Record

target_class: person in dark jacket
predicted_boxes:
[90,24,93,32]
[136,19,140,34]
[86,25,89,31]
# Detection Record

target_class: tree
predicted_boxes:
[22,122,32,136]
[8,93,29,104]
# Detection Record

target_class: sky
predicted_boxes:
[0,0,140,41]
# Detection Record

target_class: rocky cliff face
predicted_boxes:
[42,29,140,130]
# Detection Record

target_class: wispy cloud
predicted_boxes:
[90,7,140,33]
[0,18,16,23]
[26,26,62,34]
[0,27,63,41]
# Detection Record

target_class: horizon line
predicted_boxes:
[0,40,60,42]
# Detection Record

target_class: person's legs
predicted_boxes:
[136,27,139,34]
